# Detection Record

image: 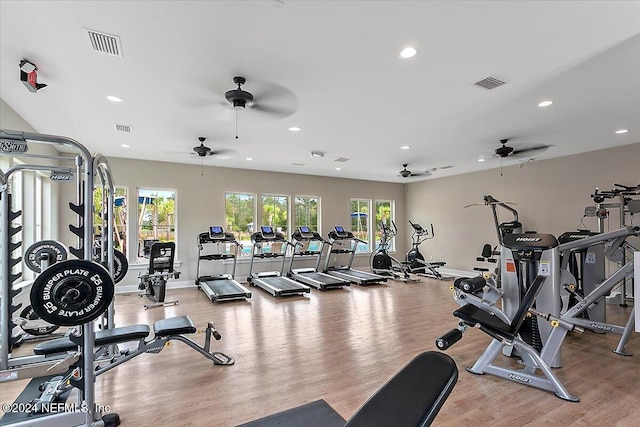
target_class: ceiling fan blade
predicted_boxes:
[208,148,237,159]
[511,145,550,156]
[251,103,297,118]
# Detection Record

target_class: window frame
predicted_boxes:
[136,187,178,263]
[350,198,371,253]
[225,192,257,257]
[293,195,320,235]
[374,199,395,252]
[260,193,290,237]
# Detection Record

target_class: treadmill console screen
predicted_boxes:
[209,226,223,236]
[335,226,345,233]
[261,226,274,235]
[299,226,310,233]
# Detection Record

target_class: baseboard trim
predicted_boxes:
[439,268,476,279]
[116,280,194,294]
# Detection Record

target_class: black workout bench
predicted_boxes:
[33,316,234,376]
[345,351,457,426]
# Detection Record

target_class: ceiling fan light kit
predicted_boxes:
[224,76,253,109]
[193,137,212,156]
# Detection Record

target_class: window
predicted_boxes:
[35,174,42,242]
[261,194,289,236]
[225,192,255,257]
[294,196,319,233]
[93,186,128,256]
[350,198,370,253]
[137,188,176,262]
[375,200,395,252]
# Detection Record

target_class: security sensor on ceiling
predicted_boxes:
[19,59,47,92]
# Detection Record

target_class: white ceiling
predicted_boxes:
[1,1,639,182]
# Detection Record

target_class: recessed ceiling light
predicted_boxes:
[288,126,301,132]
[615,129,629,134]
[538,100,554,107]
[246,157,253,161]
[477,158,486,162]
[106,95,123,103]
[120,144,130,148]
[400,145,411,150]
[335,167,341,171]
[399,47,417,59]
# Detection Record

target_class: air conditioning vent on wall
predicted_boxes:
[114,124,132,133]
[84,29,123,57]
[474,76,506,90]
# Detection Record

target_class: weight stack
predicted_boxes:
[519,316,543,352]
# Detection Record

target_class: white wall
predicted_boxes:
[406,142,640,271]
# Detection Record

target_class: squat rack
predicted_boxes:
[0,129,117,426]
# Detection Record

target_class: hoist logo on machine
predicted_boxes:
[590,323,614,332]
[514,237,542,242]
[508,373,532,383]
[567,234,589,239]
[50,172,73,181]
[0,139,29,153]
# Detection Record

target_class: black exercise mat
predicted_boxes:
[236,399,346,427]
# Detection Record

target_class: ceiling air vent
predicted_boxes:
[84,29,123,57]
[114,124,132,133]
[474,76,505,90]
[291,162,305,166]
[334,157,350,162]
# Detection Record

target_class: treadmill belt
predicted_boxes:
[204,279,245,295]
[268,277,307,291]
[304,272,345,285]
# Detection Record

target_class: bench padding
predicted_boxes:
[33,324,151,356]
[153,316,196,337]
[345,351,458,427]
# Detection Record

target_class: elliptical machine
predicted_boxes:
[371,221,419,282]
[405,221,447,279]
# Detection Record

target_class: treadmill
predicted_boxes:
[196,226,252,302]
[247,226,311,297]
[288,226,350,290]
[323,226,387,285]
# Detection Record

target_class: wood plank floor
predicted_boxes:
[1,278,638,426]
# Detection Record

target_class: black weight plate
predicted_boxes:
[113,249,128,284]
[95,249,129,284]
[19,305,60,336]
[30,259,115,327]
[24,240,67,273]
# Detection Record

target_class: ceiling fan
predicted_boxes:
[398,164,431,178]
[494,138,550,158]
[223,76,298,139]
[192,137,233,158]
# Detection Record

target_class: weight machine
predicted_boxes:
[587,183,640,306]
